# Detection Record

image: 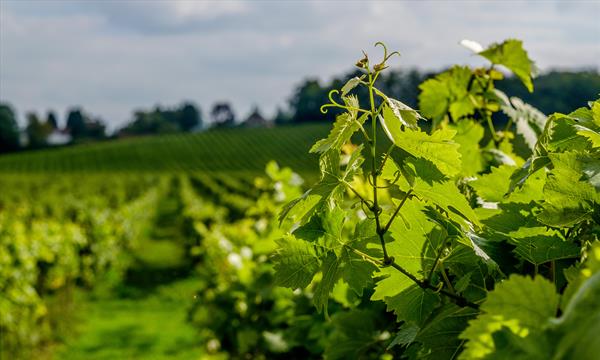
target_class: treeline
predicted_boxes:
[276,68,600,125]
[0,101,270,153]
[0,106,107,152]
[1,69,599,153]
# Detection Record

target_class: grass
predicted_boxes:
[55,279,204,360]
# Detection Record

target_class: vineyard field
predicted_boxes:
[0,124,330,175]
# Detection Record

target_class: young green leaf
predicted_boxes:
[479,39,535,92]
[279,146,364,226]
[383,126,462,177]
[376,88,422,130]
[341,76,362,96]
[451,120,485,176]
[418,66,473,123]
[310,96,367,154]
[496,90,547,151]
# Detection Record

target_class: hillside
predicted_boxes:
[0,124,330,175]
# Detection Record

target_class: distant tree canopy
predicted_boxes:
[119,102,202,136]
[180,103,201,131]
[0,103,20,153]
[496,70,600,115]
[288,79,331,123]
[46,111,58,130]
[284,68,600,123]
[66,107,106,141]
[273,106,293,125]
[210,102,236,128]
[66,109,87,138]
[26,112,53,148]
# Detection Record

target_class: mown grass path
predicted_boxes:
[56,186,203,359]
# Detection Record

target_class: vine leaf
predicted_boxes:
[388,323,419,349]
[376,89,422,130]
[341,76,362,96]
[311,96,366,154]
[459,275,558,359]
[386,157,479,227]
[466,249,600,359]
[382,125,462,177]
[460,39,484,53]
[279,146,364,226]
[313,253,344,315]
[451,120,485,176]
[413,304,479,360]
[572,100,600,148]
[384,285,440,325]
[324,309,381,360]
[496,90,547,151]
[283,207,377,313]
[471,165,516,203]
[507,226,580,265]
[273,235,320,288]
[479,39,535,92]
[508,101,598,194]
[371,200,438,306]
[472,164,545,204]
[418,66,473,123]
[538,151,600,227]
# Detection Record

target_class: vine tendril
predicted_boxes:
[320,89,369,115]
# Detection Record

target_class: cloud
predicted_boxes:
[1,0,598,130]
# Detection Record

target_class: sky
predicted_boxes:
[1,0,599,130]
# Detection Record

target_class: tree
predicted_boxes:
[179,102,201,131]
[273,106,293,125]
[85,118,106,139]
[211,102,236,128]
[0,102,20,153]
[66,108,87,139]
[288,79,331,123]
[496,70,600,115]
[25,112,51,148]
[46,111,58,130]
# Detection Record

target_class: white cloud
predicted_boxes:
[171,0,249,19]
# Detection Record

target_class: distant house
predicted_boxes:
[19,130,29,147]
[243,106,271,128]
[47,129,72,146]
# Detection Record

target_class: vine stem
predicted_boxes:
[357,65,480,311]
[377,144,396,175]
[367,70,390,261]
[345,182,370,206]
[382,189,412,234]
[389,261,479,309]
[474,68,499,145]
[440,264,456,295]
[427,245,445,283]
[352,248,480,310]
